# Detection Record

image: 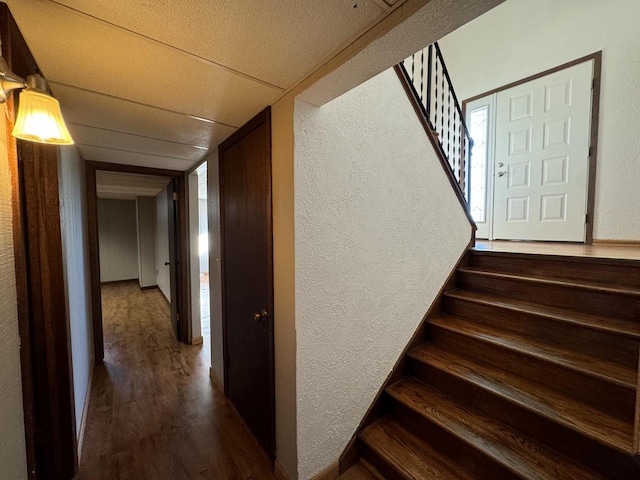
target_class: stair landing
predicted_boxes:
[475,240,640,261]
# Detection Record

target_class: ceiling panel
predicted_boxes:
[49,0,384,88]
[79,145,196,171]
[69,124,208,162]
[96,171,171,199]
[9,0,284,127]
[51,83,236,149]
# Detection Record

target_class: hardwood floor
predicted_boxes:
[475,240,640,260]
[75,283,276,480]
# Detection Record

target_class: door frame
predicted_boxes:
[86,161,191,365]
[218,107,275,457]
[463,51,602,244]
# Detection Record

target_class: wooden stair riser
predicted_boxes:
[357,441,407,480]
[456,270,639,322]
[388,398,520,480]
[469,253,640,289]
[426,325,636,421]
[406,360,639,480]
[442,294,640,369]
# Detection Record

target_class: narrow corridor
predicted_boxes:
[76,283,276,479]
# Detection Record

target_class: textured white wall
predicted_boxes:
[205,151,225,383]
[438,0,640,241]
[0,104,28,480]
[294,68,471,479]
[98,199,139,282]
[58,146,94,436]
[136,196,157,288]
[155,186,171,301]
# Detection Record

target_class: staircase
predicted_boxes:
[340,249,640,479]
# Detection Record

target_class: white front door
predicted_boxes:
[468,61,594,242]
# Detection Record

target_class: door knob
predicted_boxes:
[164,261,170,266]
[497,171,507,177]
[253,309,270,322]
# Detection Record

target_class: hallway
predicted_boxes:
[76,283,276,480]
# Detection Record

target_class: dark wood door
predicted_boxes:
[219,107,274,457]
[167,178,181,339]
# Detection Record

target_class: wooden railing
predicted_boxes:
[394,42,476,233]
[634,348,640,465]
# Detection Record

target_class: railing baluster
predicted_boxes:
[426,45,433,120]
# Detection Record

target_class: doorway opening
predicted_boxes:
[465,53,601,243]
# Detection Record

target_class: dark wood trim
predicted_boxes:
[461,51,602,246]
[394,64,477,242]
[2,5,36,478]
[85,162,104,366]
[140,285,159,291]
[86,163,192,363]
[85,160,183,178]
[19,141,78,479]
[338,247,472,474]
[218,106,275,457]
[100,279,139,286]
[633,347,640,465]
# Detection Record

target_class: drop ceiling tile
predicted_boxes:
[9,0,283,127]
[50,83,236,149]
[46,0,384,88]
[69,124,208,162]
[78,145,196,171]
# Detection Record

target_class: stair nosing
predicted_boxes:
[407,346,633,454]
[443,289,640,340]
[428,314,636,390]
[457,267,640,297]
[387,377,605,480]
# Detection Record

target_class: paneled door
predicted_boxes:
[492,61,593,241]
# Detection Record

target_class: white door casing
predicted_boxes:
[492,61,593,241]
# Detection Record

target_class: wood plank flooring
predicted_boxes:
[75,283,276,480]
[475,240,640,260]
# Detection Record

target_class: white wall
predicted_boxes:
[155,186,171,301]
[205,151,225,382]
[438,0,640,241]
[0,102,28,480]
[98,199,139,282]
[58,146,94,439]
[136,196,157,288]
[294,68,472,479]
[189,173,202,341]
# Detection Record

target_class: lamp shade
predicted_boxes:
[12,89,74,145]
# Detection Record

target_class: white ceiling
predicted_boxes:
[6,0,400,171]
[96,171,170,200]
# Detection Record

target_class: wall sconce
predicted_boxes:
[0,56,74,145]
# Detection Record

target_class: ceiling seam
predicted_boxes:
[77,143,200,162]
[49,80,240,129]
[48,0,287,91]
[68,122,213,150]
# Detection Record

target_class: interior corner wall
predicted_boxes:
[155,187,171,302]
[438,0,640,241]
[205,150,224,382]
[136,196,157,288]
[271,96,299,479]
[58,145,94,437]
[97,199,139,283]
[294,68,471,479]
[0,102,28,480]
[188,173,202,341]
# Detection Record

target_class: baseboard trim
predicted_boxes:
[77,359,95,462]
[100,278,138,286]
[140,285,159,291]
[310,462,339,480]
[592,239,640,247]
[191,336,204,345]
[274,459,292,480]
[209,367,223,392]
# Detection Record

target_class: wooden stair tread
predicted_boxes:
[360,417,475,480]
[457,267,640,297]
[339,461,381,480]
[429,315,637,389]
[444,289,640,340]
[387,377,606,480]
[408,345,634,453]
